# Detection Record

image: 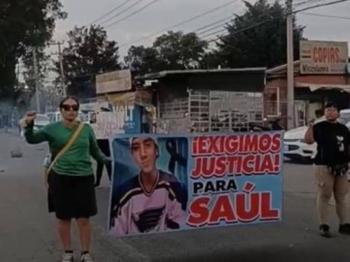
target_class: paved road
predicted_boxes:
[0,130,349,262]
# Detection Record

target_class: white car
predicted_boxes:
[20,114,50,137]
[284,126,317,162]
[33,114,50,131]
[284,109,350,162]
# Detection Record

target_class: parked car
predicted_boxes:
[33,114,50,131]
[284,126,317,162]
[20,114,50,137]
[284,109,350,162]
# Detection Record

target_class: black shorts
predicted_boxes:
[48,171,97,219]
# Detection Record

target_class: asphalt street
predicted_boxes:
[0,129,349,262]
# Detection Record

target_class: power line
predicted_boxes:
[294,0,324,7]
[197,22,230,36]
[105,0,162,28]
[203,18,275,43]
[204,0,350,45]
[89,0,130,25]
[196,17,232,35]
[293,0,349,13]
[193,16,232,33]
[118,0,239,47]
[300,11,350,20]
[100,0,145,26]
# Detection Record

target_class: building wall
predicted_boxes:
[265,74,350,128]
[155,72,265,133]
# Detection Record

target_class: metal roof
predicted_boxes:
[139,67,266,80]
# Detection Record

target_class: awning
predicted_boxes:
[295,82,350,93]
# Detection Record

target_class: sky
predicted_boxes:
[52,0,350,60]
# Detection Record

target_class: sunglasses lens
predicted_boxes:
[62,105,79,111]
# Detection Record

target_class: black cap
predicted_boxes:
[325,101,339,109]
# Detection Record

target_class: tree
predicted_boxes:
[153,31,208,70]
[124,31,207,75]
[0,0,65,102]
[58,25,120,98]
[205,0,303,69]
[124,45,161,75]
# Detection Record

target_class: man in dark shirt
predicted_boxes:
[305,102,350,238]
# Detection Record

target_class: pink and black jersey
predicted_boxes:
[111,170,187,235]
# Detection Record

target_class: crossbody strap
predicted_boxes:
[46,122,85,175]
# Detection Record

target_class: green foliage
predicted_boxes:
[0,0,66,101]
[58,25,121,97]
[125,31,207,75]
[203,0,303,69]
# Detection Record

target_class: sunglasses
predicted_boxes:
[61,104,79,111]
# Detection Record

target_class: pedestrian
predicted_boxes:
[271,118,284,130]
[111,137,187,236]
[305,102,350,238]
[94,138,112,187]
[21,96,107,262]
[88,112,112,187]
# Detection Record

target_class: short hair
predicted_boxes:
[324,101,338,110]
[130,137,158,149]
[59,96,80,109]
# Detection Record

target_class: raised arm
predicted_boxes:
[21,112,48,144]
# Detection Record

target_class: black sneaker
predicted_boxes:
[319,224,331,238]
[339,223,350,235]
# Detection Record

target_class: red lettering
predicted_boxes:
[258,134,271,153]
[335,48,340,63]
[242,155,255,174]
[225,135,239,154]
[207,136,221,154]
[236,193,260,222]
[215,156,227,176]
[243,134,258,153]
[209,195,237,224]
[271,133,281,152]
[197,137,208,155]
[187,197,210,226]
[260,154,274,173]
[260,192,280,220]
[191,157,202,178]
[192,137,199,155]
[274,154,281,173]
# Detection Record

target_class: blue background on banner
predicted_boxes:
[109,132,284,235]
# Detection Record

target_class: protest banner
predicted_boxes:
[108,132,283,236]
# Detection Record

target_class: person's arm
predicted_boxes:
[88,125,107,163]
[304,122,315,144]
[166,182,186,229]
[20,113,48,144]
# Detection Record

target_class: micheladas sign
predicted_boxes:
[300,40,348,74]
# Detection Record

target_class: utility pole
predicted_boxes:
[49,40,66,97]
[33,49,40,113]
[286,0,294,129]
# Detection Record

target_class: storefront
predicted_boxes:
[265,40,350,128]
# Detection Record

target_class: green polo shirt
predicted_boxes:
[24,121,105,176]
